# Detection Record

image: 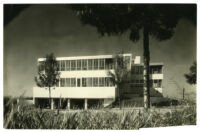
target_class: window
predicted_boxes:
[82,78,86,87]
[99,59,105,70]
[88,59,93,70]
[38,61,45,71]
[71,60,76,71]
[140,79,144,84]
[77,60,81,70]
[61,61,65,71]
[60,78,65,87]
[153,80,158,87]
[109,78,114,86]
[151,66,162,74]
[153,80,162,87]
[93,78,98,87]
[99,77,105,87]
[65,60,70,71]
[105,77,110,86]
[139,66,143,74]
[65,78,70,87]
[158,80,162,87]
[94,59,98,70]
[77,78,81,87]
[135,80,140,84]
[71,78,76,87]
[82,60,87,70]
[105,58,113,69]
[87,78,93,87]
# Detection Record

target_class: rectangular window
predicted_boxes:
[151,66,162,74]
[65,78,70,87]
[87,78,93,87]
[65,60,70,71]
[136,80,140,84]
[82,60,87,70]
[82,78,86,87]
[99,59,105,70]
[56,61,61,71]
[139,66,143,74]
[105,77,110,86]
[93,78,98,87]
[93,59,98,70]
[77,78,81,87]
[71,60,76,71]
[77,60,81,70]
[99,77,105,87]
[60,78,65,87]
[109,78,114,86]
[153,80,158,87]
[61,61,65,71]
[158,80,162,87]
[105,58,113,70]
[38,61,45,71]
[71,78,76,87]
[88,59,93,70]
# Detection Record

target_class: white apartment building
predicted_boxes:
[33,54,163,109]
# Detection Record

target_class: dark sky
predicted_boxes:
[4,4,196,99]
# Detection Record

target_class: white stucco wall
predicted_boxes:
[33,87,116,99]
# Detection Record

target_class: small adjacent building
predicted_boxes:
[33,54,163,109]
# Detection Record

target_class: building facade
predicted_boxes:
[33,54,163,109]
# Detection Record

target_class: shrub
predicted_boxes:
[4,97,196,129]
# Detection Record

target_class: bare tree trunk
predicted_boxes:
[117,85,121,109]
[143,26,150,110]
[49,87,52,109]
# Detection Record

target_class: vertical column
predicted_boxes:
[84,99,88,110]
[33,97,35,105]
[67,99,70,110]
[104,59,105,70]
[51,98,54,110]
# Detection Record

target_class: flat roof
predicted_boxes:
[38,53,132,61]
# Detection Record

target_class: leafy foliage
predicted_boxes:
[4,97,196,129]
[35,53,60,88]
[71,4,196,42]
[184,61,196,85]
[108,53,131,106]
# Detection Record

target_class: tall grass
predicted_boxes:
[4,97,196,129]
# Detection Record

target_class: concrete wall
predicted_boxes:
[33,87,116,99]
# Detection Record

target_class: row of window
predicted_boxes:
[59,58,114,71]
[131,66,162,74]
[130,79,162,88]
[39,56,131,71]
[59,77,114,87]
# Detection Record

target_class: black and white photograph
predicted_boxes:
[3,2,197,130]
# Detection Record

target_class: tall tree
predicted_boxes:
[35,53,60,109]
[108,53,131,109]
[71,4,196,110]
[185,61,196,85]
